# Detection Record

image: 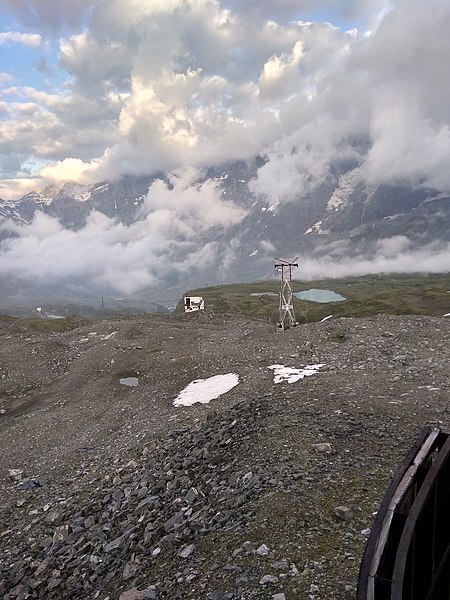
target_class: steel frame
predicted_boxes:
[274,257,298,329]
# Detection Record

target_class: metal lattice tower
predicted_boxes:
[274,257,299,329]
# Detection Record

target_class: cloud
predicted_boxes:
[59,32,131,94]
[351,0,450,190]
[141,166,247,229]
[224,0,390,30]
[300,239,450,280]
[0,176,41,199]
[3,0,96,35]
[248,113,362,201]
[1,0,450,202]
[258,41,305,99]
[0,167,246,295]
[248,0,450,199]
[3,0,450,298]
[0,31,43,47]
[40,158,100,184]
[375,235,411,258]
[2,0,364,194]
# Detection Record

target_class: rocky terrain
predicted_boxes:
[0,311,449,599]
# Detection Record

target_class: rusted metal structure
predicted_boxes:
[274,257,298,329]
[357,426,450,600]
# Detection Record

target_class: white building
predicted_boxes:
[184,296,205,312]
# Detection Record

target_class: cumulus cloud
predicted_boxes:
[40,158,101,185]
[2,0,449,198]
[258,41,305,99]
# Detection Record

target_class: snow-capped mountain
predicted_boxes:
[0,159,449,310]
[1,178,156,230]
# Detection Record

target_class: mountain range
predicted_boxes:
[1,159,449,314]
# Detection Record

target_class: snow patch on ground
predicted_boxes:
[174,373,239,407]
[250,292,278,297]
[268,364,325,384]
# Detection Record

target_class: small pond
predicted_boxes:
[119,377,139,387]
[294,289,346,303]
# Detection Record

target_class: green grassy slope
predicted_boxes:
[178,273,450,322]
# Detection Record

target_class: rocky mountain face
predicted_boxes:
[0,177,156,230]
[0,160,449,308]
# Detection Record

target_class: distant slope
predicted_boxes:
[179,273,450,322]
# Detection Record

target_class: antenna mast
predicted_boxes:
[274,257,299,330]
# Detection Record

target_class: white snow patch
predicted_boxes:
[75,191,91,202]
[320,315,333,322]
[62,183,91,202]
[268,364,325,384]
[174,373,239,407]
[383,214,404,220]
[327,169,362,212]
[101,331,118,340]
[31,186,59,205]
[304,220,329,235]
[250,291,277,297]
[444,313,450,317]
[93,183,109,193]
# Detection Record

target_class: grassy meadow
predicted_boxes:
[179,273,450,323]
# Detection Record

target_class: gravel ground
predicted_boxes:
[0,311,449,599]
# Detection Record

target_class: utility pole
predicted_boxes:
[274,257,299,330]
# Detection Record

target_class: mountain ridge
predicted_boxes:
[1,160,449,309]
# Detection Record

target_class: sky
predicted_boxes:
[0,0,449,297]
[1,0,449,201]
